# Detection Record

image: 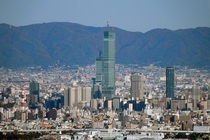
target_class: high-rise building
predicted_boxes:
[192,85,200,109]
[64,86,91,108]
[82,87,91,102]
[171,98,186,111]
[93,84,102,99]
[91,78,96,98]
[113,97,121,110]
[166,67,174,98]
[102,30,116,99]
[131,72,144,100]
[29,81,39,105]
[64,87,75,108]
[95,56,103,84]
[64,87,81,107]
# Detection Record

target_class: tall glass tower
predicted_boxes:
[102,30,116,99]
[95,56,103,84]
[166,67,174,98]
[29,81,40,105]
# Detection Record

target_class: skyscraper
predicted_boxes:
[82,86,91,102]
[29,81,39,105]
[64,87,76,108]
[64,86,91,108]
[192,85,200,109]
[95,55,103,84]
[131,72,144,100]
[166,67,174,98]
[102,30,116,100]
[93,84,102,99]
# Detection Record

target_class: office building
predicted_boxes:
[29,81,40,105]
[95,56,103,84]
[64,87,76,108]
[64,86,91,108]
[93,84,102,99]
[90,99,98,110]
[171,98,186,111]
[91,78,96,98]
[192,85,200,109]
[47,108,57,120]
[104,100,113,110]
[82,86,91,102]
[75,87,82,104]
[166,67,174,98]
[102,30,116,99]
[113,97,120,110]
[131,72,144,100]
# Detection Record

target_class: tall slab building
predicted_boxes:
[131,72,144,100]
[166,67,174,98]
[95,56,103,84]
[29,81,40,106]
[64,86,91,108]
[192,85,200,109]
[102,30,116,100]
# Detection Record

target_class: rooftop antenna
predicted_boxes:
[107,16,111,27]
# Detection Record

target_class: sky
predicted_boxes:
[0,0,210,32]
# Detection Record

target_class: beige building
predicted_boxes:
[64,87,76,107]
[192,86,201,109]
[171,99,186,111]
[21,112,26,122]
[200,100,207,110]
[90,99,98,110]
[131,72,144,100]
[207,100,210,109]
[64,86,92,108]
[82,87,91,102]
[75,87,82,104]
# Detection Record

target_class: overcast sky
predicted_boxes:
[0,0,210,32]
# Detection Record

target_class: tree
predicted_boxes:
[175,132,187,138]
[188,133,198,140]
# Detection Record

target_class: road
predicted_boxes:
[1,128,210,134]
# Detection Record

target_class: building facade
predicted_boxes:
[102,30,116,100]
[166,67,174,98]
[93,84,102,99]
[64,86,91,108]
[95,56,103,84]
[131,72,144,100]
[192,85,200,109]
[29,81,40,105]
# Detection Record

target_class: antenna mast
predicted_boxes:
[107,16,111,27]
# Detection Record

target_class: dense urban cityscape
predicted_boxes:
[0,27,210,140]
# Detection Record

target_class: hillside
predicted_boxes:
[0,22,210,68]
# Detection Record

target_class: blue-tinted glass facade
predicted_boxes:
[102,30,116,99]
[95,57,103,83]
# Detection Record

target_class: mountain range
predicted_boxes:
[0,22,210,69]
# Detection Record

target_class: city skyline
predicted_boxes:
[0,0,210,32]
[0,1,210,138]
[0,62,210,138]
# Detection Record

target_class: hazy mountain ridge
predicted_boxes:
[0,22,210,68]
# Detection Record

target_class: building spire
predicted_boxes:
[107,16,111,27]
